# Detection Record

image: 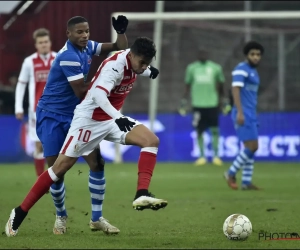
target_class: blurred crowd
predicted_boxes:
[0,72,28,115]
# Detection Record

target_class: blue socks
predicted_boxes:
[228,148,255,185]
[242,158,254,185]
[50,182,67,217]
[89,170,105,222]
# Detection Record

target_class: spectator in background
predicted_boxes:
[0,72,19,114]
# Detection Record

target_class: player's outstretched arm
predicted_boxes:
[100,15,129,54]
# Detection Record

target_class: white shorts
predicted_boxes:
[60,116,142,158]
[28,110,40,142]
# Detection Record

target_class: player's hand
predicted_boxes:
[149,66,159,79]
[178,99,188,116]
[237,112,245,125]
[222,104,232,115]
[112,15,128,34]
[219,98,231,115]
[115,116,136,132]
[15,113,24,120]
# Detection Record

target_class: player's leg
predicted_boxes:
[5,153,78,237]
[106,117,167,211]
[33,141,45,176]
[28,111,45,177]
[224,121,258,190]
[83,148,120,234]
[46,155,68,234]
[208,107,223,166]
[35,108,70,234]
[241,139,260,190]
[193,108,207,166]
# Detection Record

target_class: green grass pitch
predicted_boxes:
[0,162,300,249]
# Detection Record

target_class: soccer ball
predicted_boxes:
[223,214,252,241]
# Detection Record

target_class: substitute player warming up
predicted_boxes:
[5,37,167,237]
[15,28,56,177]
[224,41,264,190]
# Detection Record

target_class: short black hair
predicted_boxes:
[130,37,156,60]
[67,16,88,29]
[243,41,264,55]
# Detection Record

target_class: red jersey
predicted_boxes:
[76,49,151,121]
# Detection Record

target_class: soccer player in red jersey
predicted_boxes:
[15,28,56,177]
[6,37,167,236]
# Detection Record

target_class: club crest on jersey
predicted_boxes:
[87,55,92,64]
[114,83,133,94]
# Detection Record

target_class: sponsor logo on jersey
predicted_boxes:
[113,83,133,94]
[35,70,49,82]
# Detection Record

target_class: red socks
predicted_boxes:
[21,168,57,212]
[34,158,45,177]
[137,147,158,190]
[33,151,45,177]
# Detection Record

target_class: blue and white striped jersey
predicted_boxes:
[38,39,102,116]
[231,62,260,117]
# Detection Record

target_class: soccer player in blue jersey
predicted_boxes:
[224,41,264,190]
[35,16,128,234]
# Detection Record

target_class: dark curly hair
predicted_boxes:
[243,41,264,55]
[67,16,88,29]
[130,37,156,60]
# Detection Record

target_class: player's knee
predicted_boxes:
[248,143,258,153]
[52,155,76,178]
[196,127,205,137]
[146,135,160,147]
[138,135,159,148]
[250,145,258,153]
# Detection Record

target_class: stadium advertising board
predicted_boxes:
[1,113,300,162]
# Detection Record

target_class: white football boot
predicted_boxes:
[89,217,120,234]
[53,215,67,234]
[133,195,168,211]
[5,209,18,237]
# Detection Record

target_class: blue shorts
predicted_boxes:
[36,106,73,157]
[231,109,258,142]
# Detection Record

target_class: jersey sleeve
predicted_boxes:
[89,40,102,56]
[59,52,84,82]
[231,66,248,87]
[94,61,122,95]
[18,58,30,83]
[184,64,193,85]
[216,65,225,83]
